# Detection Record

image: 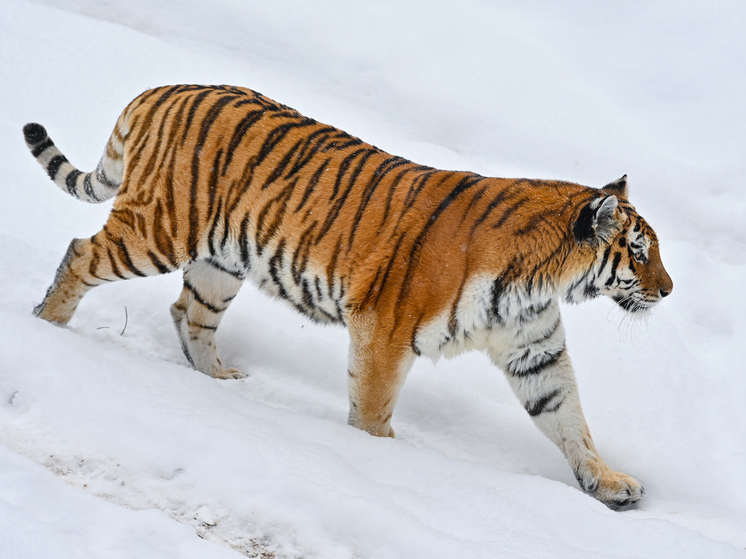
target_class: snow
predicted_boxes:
[1,0,745,557]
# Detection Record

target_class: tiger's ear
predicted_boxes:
[602,174,628,199]
[573,195,621,244]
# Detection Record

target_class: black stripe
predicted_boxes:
[222,110,265,175]
[489,276,506,324]
[186,320,218,331]
[509,346,566,377]
[598,244,613,273]
[515,211,558,236]
[526,389,563,416]
[471,184,519,233]
[259,137,305,190]
[106,247,127,280]
[184,279,226,314]
[397,175,482,305]
[31,138,54,158]
[448,261,473,338]
[223,155,257,218]
[238,214,252,270]
[417,174,481,240]
[294,159,330,214]
[152,200,178,267]
[533,316,561,344]
[206,147,225,226]
[493,196,529,229]
[187,142,203,260]
[326,238,343,298]
[141,100,178,181]
[377,166,416,226]
[207,197,224,257]
[129,86,184,152]
[411,329,422,356]
[46,155,68,180]
[220,201,232,252]
[255,183,294,254]
[95,166,119,189]
[255,119,318,169]
[402,170,441,213]
[461,184,490,222]
[326,136,363,151]
[198,96,241,147]
[315,149,377,244]
[285,126,339,178]
[136,213,148,239]
[518,299,553,324]
[365,233,407,306]
[65,169,82,197]
[147,251,171,274]
[181,89,213,142]
[117,240,147,278]
[605,252,623,287]
[111,208,136,231]
[360,266,383,307]
[205,257,245,279]
[347,157,409,250]
[188,96,240,259]
[330,148,373,200]
[291,222,318,284]
[268,238,290,300]
[334,289,345,321]
[82,174,99,201]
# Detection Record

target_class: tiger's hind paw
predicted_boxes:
[211,366,246,380]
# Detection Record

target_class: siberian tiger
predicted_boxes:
[23,84,672,510]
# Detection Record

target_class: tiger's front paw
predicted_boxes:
[576,466,644,510]
[348,412,396,438]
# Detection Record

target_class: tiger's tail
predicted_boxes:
[22,121,124,203]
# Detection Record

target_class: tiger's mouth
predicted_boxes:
[613,294,654,313]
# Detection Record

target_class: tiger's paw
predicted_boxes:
[210,366,247,380]
[348,414,396,438]
[576,467,644,510]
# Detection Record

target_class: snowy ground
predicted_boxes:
[1,0,745,557]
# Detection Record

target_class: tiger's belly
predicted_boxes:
[414,276,563,364]
[212,235,346,325]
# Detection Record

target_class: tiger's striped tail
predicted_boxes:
[23,122,123,203]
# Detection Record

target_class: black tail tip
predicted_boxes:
[23,123,48,145]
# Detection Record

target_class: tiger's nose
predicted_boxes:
[659,288,671,298]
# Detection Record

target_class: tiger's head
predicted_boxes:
[566,175,673,313]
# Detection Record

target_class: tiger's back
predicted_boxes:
[111,87,603,324]
[23,84,672,510]
[113,85,481,324]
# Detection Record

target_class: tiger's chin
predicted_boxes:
[612,295,656,314]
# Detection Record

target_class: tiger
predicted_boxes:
[23,84,672,510]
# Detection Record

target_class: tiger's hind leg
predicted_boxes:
[170,259,245,380]
[34,238,96,324]
[34,224,179,325]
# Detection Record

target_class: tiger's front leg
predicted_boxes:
[346,311,417,438]
[492,318,644,510]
